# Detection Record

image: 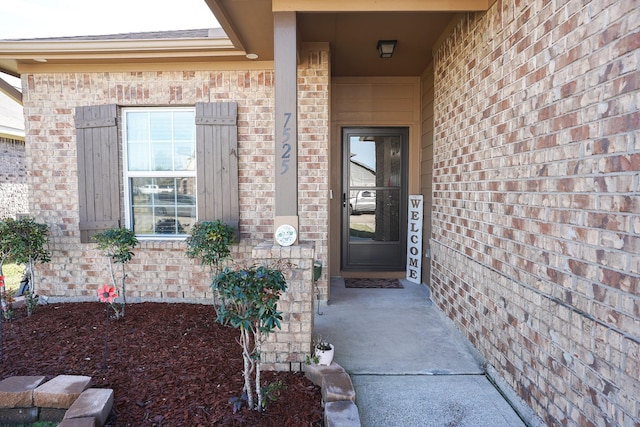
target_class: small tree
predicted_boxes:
[0,217,51,361]
[0,219,14,313]
[0,217,51,291]
[93,227,138,319]
[0,218,14,361]
[0,217,51,314]
[213,262,288,412]
[185,220,235,310]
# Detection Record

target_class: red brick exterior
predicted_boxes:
[20,45,330,368]
[0,137,28,218]
[14,1,638,418]
[23,69,275,299]
[431,1,639,425]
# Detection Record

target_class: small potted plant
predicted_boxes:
[314,335,334,366]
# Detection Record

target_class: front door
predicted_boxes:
[341,127,408,271]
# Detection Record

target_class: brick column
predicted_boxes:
[252,241,314,371]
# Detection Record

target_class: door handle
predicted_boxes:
[342,193,346,208]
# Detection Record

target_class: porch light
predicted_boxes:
[377,40,397,58]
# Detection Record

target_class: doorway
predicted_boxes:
[341,127,408,271]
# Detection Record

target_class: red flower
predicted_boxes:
[98,284,117,304]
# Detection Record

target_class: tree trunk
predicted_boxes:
[241,326,254,410]
[255,327,263,411]
[120,263,127,317]
[28,258,35,294]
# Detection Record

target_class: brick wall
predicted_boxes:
[20,51,329,366]
[23,69,278,299]
[0,136,28,218]
[420,64,435,283]
[298,44,330,300]
[431,1,639,426]
[253,242,315,371]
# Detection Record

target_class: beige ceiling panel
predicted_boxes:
[273,0,489,12]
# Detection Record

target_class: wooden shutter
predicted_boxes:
[75,105,120,243]
[195,102,239,232]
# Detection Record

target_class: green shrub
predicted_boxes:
[0,217,51,292]
[185,220,235,310]
[185,220,235,272]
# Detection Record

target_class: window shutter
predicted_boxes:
[195,102,239,232]
[75,104,121,243]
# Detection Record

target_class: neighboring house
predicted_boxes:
[349,159,375,214]
[0,1,638,426]
[0,76,27,219]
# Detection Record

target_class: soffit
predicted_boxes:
[209,0,489,77]
[297,12,455,77]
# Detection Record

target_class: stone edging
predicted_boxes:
[0,375,113,426]
[304,362,361,426]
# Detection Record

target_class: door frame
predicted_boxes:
[341,126,409,272]
[329,76,422,282]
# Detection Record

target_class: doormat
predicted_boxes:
[344,278,404,289]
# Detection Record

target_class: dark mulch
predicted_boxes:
[0,302,323,426]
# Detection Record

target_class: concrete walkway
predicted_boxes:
[313,278,529,427]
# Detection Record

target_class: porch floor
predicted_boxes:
[313,278,529,427]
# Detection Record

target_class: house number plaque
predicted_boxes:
[279,112,292,175]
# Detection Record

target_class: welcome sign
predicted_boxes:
[406,195,423,284]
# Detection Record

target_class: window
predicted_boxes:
[123,108,196,237]
[76,102,239,243]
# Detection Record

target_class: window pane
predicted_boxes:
[130,177,196,236]
[149,111,172,141]
[127,142,150,171]
[126,110,195,173]
[349,189,400,242]
[174,141,196,171]
[151,142,173,171]
[349,135,402,188]
[126,112,149,142]
[173,111,195,141]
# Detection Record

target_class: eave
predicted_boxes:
[0,125,25,141]
[0,37,246,76]
[0,76,21,104]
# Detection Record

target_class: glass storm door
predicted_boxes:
[341,127,408,271]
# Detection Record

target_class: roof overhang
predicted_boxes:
[0,0,492,78]
[0,76,21,104]
[0,33,250,76]
[204,0,491,58]
[208,0,492,76]
[0,125,25,141]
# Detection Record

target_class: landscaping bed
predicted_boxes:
[0,302,323,426]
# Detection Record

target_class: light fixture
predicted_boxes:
[246,53,258,60]
[377,40,397,58]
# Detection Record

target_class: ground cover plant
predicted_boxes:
[0,302,322,426]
